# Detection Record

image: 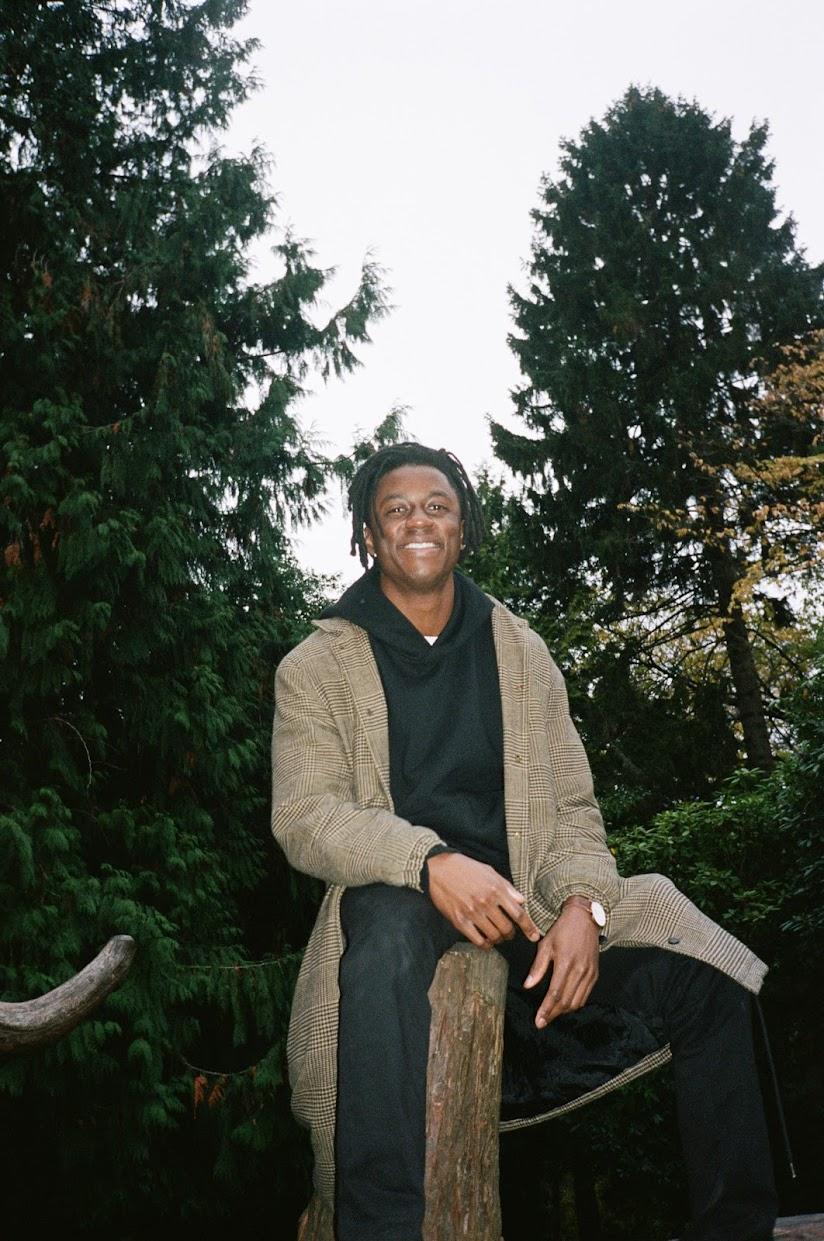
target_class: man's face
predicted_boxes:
[364,464,464,594]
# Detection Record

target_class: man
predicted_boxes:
[271,443,777,1241]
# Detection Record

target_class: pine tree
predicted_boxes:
[493,86,824,768]
[0,1,384,1231]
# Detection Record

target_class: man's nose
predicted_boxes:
[405,506,433,527]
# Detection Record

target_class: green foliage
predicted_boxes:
[0,0,383,1231]
[601,689,824,1227]
[492,85,824,768]
[501,642,824,1237]
[615,768,790,953]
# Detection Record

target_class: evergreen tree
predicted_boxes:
[493,86,824,768]
[0,1,384,1232]
[465,474,741,824]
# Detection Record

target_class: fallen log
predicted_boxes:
[299,941,508,1241]
[0,934,136,1054]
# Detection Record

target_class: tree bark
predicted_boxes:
[423,942,508,1239]
[0,935,136,1055]
[721,601,774,769]
[706,525,774,769]
[298,942,509,1241]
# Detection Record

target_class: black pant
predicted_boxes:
[335,884,777,1241]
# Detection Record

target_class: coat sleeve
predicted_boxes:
[533,644,622,922]
[270,649,446,891]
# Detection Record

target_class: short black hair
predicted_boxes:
[348,442,485,568]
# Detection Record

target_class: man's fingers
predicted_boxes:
[535,989,561,1028]
[461,919,491,949]
[535,960,575,1026]
[510,904,542,941]
[523,938,553,988]
[496,889,541,941]
[427,858,543,946]
[469,908,515,945]
[536,982,575,1027]
[569,968,598,1013]
[535,961,597,1027]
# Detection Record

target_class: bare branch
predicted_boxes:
[0,936,136,1055]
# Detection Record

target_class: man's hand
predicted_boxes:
[426,853,542,948]
[524,901,600,1028]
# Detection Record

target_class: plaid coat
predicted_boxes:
[270,598,767,1206]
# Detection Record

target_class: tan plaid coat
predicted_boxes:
[270,599,767,1207]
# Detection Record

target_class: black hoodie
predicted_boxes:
[321,567,510,877]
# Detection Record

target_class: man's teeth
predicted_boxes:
[405,542,438,548]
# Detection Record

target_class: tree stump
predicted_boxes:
[298,942,508,1241]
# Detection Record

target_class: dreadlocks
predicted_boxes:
[348,442,485,568]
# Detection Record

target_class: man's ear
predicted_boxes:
[363,523,375,558]
[460,520,466,550]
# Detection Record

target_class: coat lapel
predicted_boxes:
[492,605,530,848]
[313,617,393,806]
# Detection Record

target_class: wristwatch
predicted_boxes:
[563,895,607,928]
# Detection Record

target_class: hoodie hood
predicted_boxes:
[321,566,493,666]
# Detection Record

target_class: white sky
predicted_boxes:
[227,0,824,585]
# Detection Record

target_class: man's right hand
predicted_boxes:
[425,852,542,948]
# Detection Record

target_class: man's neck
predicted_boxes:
[377,572,455,637]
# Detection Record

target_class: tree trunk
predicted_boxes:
[707,532,774,770]
[722,601,774,769]
[298,942,509,1241]
[0,935,136,1055]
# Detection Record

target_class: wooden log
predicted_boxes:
[774,1218,824,1241]
[0,935,137,1054]
[299,942,508,1241]
[667,1217,824,1241]
[423,942,508,1239]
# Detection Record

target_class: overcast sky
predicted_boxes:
[227,0,824,585]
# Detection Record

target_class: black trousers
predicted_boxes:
[335,883,777,1241]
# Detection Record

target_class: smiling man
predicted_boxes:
[271,443,777,1241]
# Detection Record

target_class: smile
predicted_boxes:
[402,542,440,549]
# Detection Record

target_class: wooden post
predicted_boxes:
[299,942,508,1241]
[423,942,508,1239]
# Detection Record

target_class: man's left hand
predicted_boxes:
[524,901,600,1028]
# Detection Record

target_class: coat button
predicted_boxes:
[667,936,681,945]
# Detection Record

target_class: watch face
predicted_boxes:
[591,900,607,928]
